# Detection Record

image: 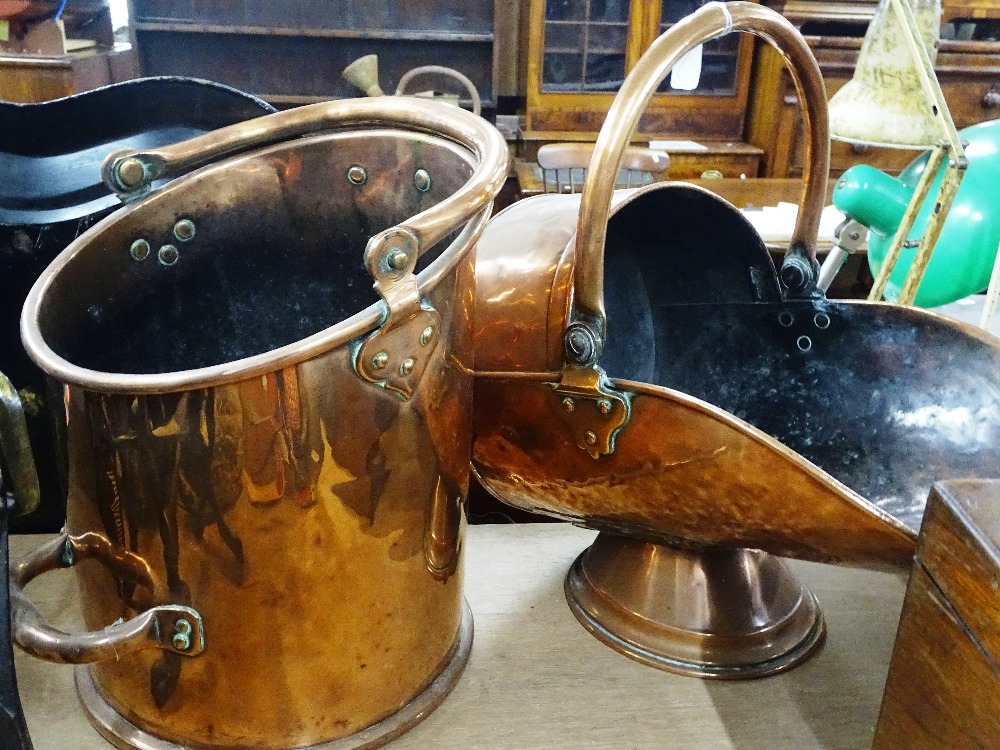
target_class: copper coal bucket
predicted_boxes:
[2,97,508,749]
[472,2,1000,678]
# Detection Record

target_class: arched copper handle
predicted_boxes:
[11,533,204,664]
[101,96,508,260]
[569,2,830,366]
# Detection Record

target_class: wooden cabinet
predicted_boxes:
[0,45,138,102]
[520,0,762,178]
[0,2,138,103]
[748,3,1000,177]
[129,0,500,114]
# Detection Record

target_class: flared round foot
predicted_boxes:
[565,533,825,679]
[75,599,474,750]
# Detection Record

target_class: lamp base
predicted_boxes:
[565,533,825,679]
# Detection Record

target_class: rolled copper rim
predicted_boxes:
[21,98,508,395]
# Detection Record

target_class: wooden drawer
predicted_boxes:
[748,37,1000,178]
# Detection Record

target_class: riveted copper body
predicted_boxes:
[9,98,508,749]
[471,3,1000,678]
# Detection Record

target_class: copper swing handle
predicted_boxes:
[101,96,509,259]
[570,1,830,365]
[11,533,205,665]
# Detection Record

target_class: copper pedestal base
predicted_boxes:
[75,600,474,750]
[565,534,825,679]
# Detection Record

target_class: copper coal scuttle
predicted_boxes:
[471,1,1000,678]
[1,97,508,750]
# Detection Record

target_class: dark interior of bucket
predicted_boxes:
[41,132,470,375]
[601,186,1000,529]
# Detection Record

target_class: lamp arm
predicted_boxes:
[889,0,964,160]
[867,144,948,302]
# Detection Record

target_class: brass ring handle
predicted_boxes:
[10,533,205,664]
[0,372,40,518]
[101,96,509,258]
[571,2,830,363]
[395,65,483,117]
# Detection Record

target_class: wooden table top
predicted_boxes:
[10,524,906,749]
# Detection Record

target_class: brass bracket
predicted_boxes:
[554,365,631,458]
[354,227,441,400]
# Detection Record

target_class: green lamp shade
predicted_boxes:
[833,119,1000,308]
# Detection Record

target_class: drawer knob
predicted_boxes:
[983,91,1000,109]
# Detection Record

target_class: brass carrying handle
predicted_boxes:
[101,96,509,260]
[569,1,830,366]
[0,372,40,518]
[395,65,483,117]
[10,533,205,664]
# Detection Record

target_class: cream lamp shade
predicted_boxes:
[827,0,942,148]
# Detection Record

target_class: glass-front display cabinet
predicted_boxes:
[522,0,757,141]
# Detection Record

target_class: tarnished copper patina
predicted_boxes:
[472,2,1000,678]
[3,97,508,749]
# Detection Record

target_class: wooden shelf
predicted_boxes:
[128,0,500,117]
[133,21,493,43]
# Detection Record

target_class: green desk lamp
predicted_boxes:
[834,120,1000,309]
[818,0,1000,321]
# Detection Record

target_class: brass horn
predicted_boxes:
[341,53,385,97]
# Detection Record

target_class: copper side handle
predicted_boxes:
[0,372,40,518]
[11,533,204,664]
[102,96,509,258]
[572,1,830,353]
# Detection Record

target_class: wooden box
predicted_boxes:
[872,479,1000,750]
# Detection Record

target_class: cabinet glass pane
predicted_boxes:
[542,0,630,93]
[546,0,586,22]
[657,0,740,95]
[543,52,584,90]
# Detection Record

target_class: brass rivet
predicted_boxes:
[414,168,432,193]
[562,397,575,413]
[371,352,389,370]
[598,399,612,415]
[347,165,368,185]
[387,248,409,271]
[130,239,151,261]
[584,431,598,445]
[173,219,196,242]
[399,358,415,376]
[116,157,146,188]
[172,618,193,651]
[158,244,179,266]
[420,326,435,346]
